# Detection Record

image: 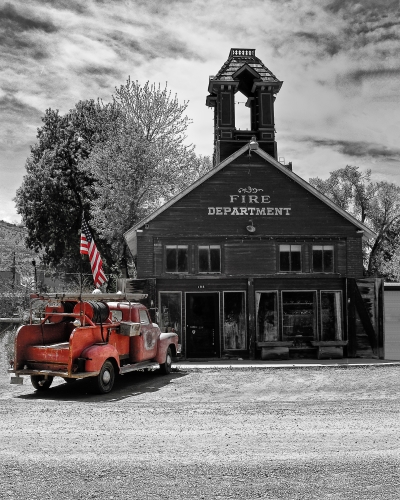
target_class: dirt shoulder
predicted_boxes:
[1,329,400,499]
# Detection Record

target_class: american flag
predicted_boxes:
[80,218,107,288]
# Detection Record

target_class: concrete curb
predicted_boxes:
[174,359,400,370]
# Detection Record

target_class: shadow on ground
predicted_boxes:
[17,369,188,403]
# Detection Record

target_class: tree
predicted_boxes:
[366,182,400,277]
[114,79,191,143]
[309,166,376,223]
[309,166,400,278]
[14,100,120,272]
[15,81,212,278]
[84,89,212,275]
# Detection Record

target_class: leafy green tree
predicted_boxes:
[309,166,400,278]
[15,100,119,272]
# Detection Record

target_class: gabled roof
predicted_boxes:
[208,48,283,94]
[124,145,377,254]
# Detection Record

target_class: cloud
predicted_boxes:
[38,0,90,15]
[106,28,203,63]
[292,31,342,56]
[0,2,58,33]
[1,0,400,223]
[0,95,42,154]
[326,0,399,15]
[342,68,400,85]
[0,94,41,118]
[302,137,400,162]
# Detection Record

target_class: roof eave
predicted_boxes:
[208,80,239,94]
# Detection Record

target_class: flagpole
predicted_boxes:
[80,213,84,296]
[80,254,83,296]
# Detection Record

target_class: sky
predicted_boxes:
[1,0,399,224]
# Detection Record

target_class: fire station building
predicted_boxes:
[124,48,384,360]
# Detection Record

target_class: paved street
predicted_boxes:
[1,363,400,499]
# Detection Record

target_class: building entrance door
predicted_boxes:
[186,293,220,358]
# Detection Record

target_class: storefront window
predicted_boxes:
[313,245,334,273]
[199,245,221,273]
[158,292,182,341]
[256,291,278,341]
[279,245,302,272]
[166,245,188,273]
[223,292,246,350]
[282,291,316,341]
[321,291,342,341]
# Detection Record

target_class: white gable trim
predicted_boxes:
[124,144,376,254]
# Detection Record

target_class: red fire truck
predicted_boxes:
[9,292,180,394]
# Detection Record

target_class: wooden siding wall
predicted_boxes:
[142,158,362,237]
[135,157,364,280]
[137,236,358,280]
[136,235,154,278]
[224,240,275,275]
[346,237,364,278]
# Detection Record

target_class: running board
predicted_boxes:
[119,361,160,374]
[9,369,100,379]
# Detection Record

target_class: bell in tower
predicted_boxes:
[206,48,283,164]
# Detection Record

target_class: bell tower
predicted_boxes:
[206,48,283,164]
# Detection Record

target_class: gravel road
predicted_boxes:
[1,329,400,499]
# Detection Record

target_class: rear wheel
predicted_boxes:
[160,347,172,374]
[31,375,53,391]
[92,360,115,394]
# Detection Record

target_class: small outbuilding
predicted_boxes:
[383,283,400,360]
[124,48,384,360]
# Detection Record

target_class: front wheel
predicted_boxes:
[64,377,77,384]
[31,375,53,391]
[160,347,172,374]
[92,360,115,394]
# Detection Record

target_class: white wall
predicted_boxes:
[384,287,400,360]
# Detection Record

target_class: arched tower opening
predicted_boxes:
[235,90,251,131]
[206,48,283,164]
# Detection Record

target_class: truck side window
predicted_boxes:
[139,309,150,325]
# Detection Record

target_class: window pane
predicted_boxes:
[291,247,301,272]
[323,247,334,272]
[159,292,182,341]
[177,247,188,272]
[223,292,246,350]
[166,247,177,272]
[139,309,149,325]
[280,248,290,271]
[313,249,323,272]
[210,247,221,272]
[256,292,278,342]
[321,291,342,340]
[198,247,209,272]
[282,291,316,341]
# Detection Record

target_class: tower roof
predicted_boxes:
[208,48,283,95]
